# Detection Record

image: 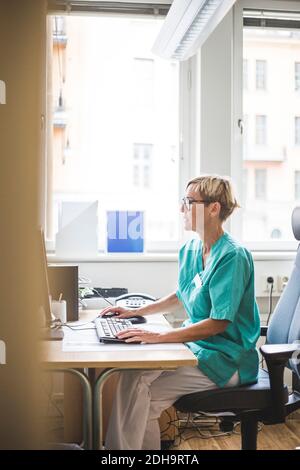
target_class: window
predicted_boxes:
[243,58,248,89]
[242,14,300,244]
[256,59,267,90]
[255,115,267,145]
[255,169,267,200]
[295,117,300,145]
[295,62,300,90]
[46,14,190,254]
[271,228,282,239]
[134,58,154,108]
[295,171,300,200]
[133,143,153,188]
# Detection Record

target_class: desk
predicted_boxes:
[41,310,197,449]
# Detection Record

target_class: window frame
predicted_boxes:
[45,11,199,255]
[233,0,300,252]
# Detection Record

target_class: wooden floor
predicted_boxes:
[45,408,300,450]
[169,413,300,450]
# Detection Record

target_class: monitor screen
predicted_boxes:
[38,227,52,327]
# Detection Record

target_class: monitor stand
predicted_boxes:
[40,327,64,341]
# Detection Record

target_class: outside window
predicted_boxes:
[256,59,267,90]
[243,24,300,242]
[295,116,300,145]
[133,143,153,188]
[47,15,181,252]
[255,115,267,145]
[295,170,300,200]
[134,58,154,108]
[255,169,267,200]
[271,228,282,239]
[295,62,300,90]
[243,58,248,89]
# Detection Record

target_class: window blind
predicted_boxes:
[47,1,171,16]
[244,9,300,29]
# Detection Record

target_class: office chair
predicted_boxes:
[174,206,300,450]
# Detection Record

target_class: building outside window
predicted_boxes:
[295,170,300,200]
[47,14,182,253]
[243,58,248,89]
[256,59,267,90]
[255,115,267,145]
[295,62,300,91]
[134,58,154,108]
[243,17,300,243]
[295,116,300,145]
[255,169,267,200]
[133,143,153,188]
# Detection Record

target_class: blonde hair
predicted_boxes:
[186,175,240,222]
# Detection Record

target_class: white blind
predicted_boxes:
[47,1,171,16]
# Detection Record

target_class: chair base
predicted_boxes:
[161,439,174,450]
[241,413,258,450]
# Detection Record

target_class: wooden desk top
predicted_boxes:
[41,310,197,370]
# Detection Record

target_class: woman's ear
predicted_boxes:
[210,202,221,218]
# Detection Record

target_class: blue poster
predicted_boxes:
[107,211,144,253]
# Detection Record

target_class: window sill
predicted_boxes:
[47,253,179,263]
[47,250,297,263]
[251,251,296,261]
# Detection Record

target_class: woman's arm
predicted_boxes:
[117,317,230,343]
[160,318,230,342]
[100,291,182,318]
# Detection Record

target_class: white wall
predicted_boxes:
[49,255,296,318]
[200,8,234,176]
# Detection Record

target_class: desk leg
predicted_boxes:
[46,369,93,450]
[93,368,123,450]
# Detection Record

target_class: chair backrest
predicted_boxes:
[267,207,300,377]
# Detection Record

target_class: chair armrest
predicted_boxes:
[260,344,297,363]
[260,326,268,337]
[259,344,298,423]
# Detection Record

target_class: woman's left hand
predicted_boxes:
[116,328,162,344]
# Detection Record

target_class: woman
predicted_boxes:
[101,175,260,450]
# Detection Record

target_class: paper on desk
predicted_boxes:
[62,322,187,352]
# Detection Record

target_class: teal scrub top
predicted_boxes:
[176,232,260,388]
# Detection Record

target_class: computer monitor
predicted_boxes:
[47,265,79,322]
[55,201,98,257]
[39,228,63,340]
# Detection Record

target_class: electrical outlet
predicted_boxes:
[277,275,289,293]
[259,276,276,296]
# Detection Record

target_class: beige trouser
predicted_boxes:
[105,366,239,450]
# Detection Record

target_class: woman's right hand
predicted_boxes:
[99,305,142,319]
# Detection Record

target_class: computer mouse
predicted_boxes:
[102,312,119,318]
[127,316,147,324]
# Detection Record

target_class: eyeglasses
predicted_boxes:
[181,197,210,211]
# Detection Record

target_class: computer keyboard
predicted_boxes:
[94,317,139,343]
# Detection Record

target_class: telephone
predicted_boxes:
[115,292,156,309]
